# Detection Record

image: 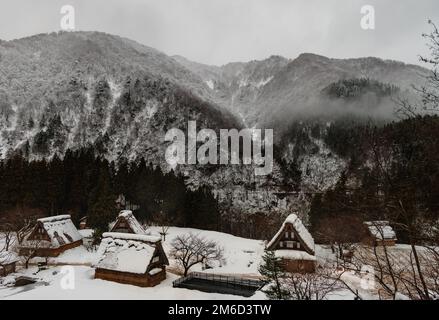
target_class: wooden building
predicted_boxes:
[267,214,316,273]
[109,210,146,234]
[363,221,397,247]
[0,251,19,277]
[79,216,88,230]
[19,215,83,257]
[94,232,169,287]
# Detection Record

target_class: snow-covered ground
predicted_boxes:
[153,227,266,276]
[0,265,267,300]
[0,227,416,300]
[0,227,269,300]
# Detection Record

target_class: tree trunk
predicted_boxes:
[410,242,430,300]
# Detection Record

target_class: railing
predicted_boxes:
[173,272,265,290]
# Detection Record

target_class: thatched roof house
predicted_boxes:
[267,214,316,273]
[94,232,169,287]
[109,210,146,234]
[19,215,83,257]
[364,221,397,246]
[0,251,19,277]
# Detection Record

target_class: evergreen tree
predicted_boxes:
[47,155,65,215]
[87,165,118,233]
[258,250,290,300]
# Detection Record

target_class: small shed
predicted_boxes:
[94,232,169,287]
[267,214,316,273]
[19,215,83,257]
[363,221,397,247]
[109,210,146,234]
[0,251,19,277]
[79,216,88,230]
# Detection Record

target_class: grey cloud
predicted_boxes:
[0,0,438,66]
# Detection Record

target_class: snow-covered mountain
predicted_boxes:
[0,31,239,162]
[0,31,432,218]
[173,53,429,131]
[173,52,432,199]
[173,54,290,127]
[0,31,288,217]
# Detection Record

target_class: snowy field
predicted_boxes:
[0,266,267,300]
[0,227,410,300]
[0,227,272,300]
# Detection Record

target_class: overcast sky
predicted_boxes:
[1,0,438,66]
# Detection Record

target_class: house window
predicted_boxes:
[297,242,301,249]
[285,241,295,249]
[279,241,284,248]
[152,256,160,263]
[285,231,294,239]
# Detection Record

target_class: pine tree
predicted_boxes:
[47,155,65,215]
[258,250,290,300]
[87,165,118,233]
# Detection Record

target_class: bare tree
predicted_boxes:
[0,214,35,254]
[152,211,171,242]
[363,129,434,299]
[20,239,46,269]
[0,222,16,252]
[315,215,366,264]
[284,267,345,300]
[9,214,35,245]
[170,233,224,276]
[418,20,439,113]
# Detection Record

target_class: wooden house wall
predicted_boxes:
[19,239,83,257]
[362,235,396,247]
[110,217,134,234]
[0,262,16,277]
[282,259,316,273]
[27,223,50,242]
[95,267,166,287]
[268,223,312,254]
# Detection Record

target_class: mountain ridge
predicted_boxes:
[0,31,434,216]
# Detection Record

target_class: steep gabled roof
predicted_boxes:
[22,215,82,249]
[94,232,168,274]
[267,214,315,254]
[110,210,146,234]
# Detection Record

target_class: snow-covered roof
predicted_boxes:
[94,232,161,274]
[111,210,146,235]
[38,215,72,223]
[267,214,315,253]
[22,215,82,249]
[365,221,397,240]
[274,250,317,261]
[102,232,161,243]
[0,251,19,265]
[79,229,94,238]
